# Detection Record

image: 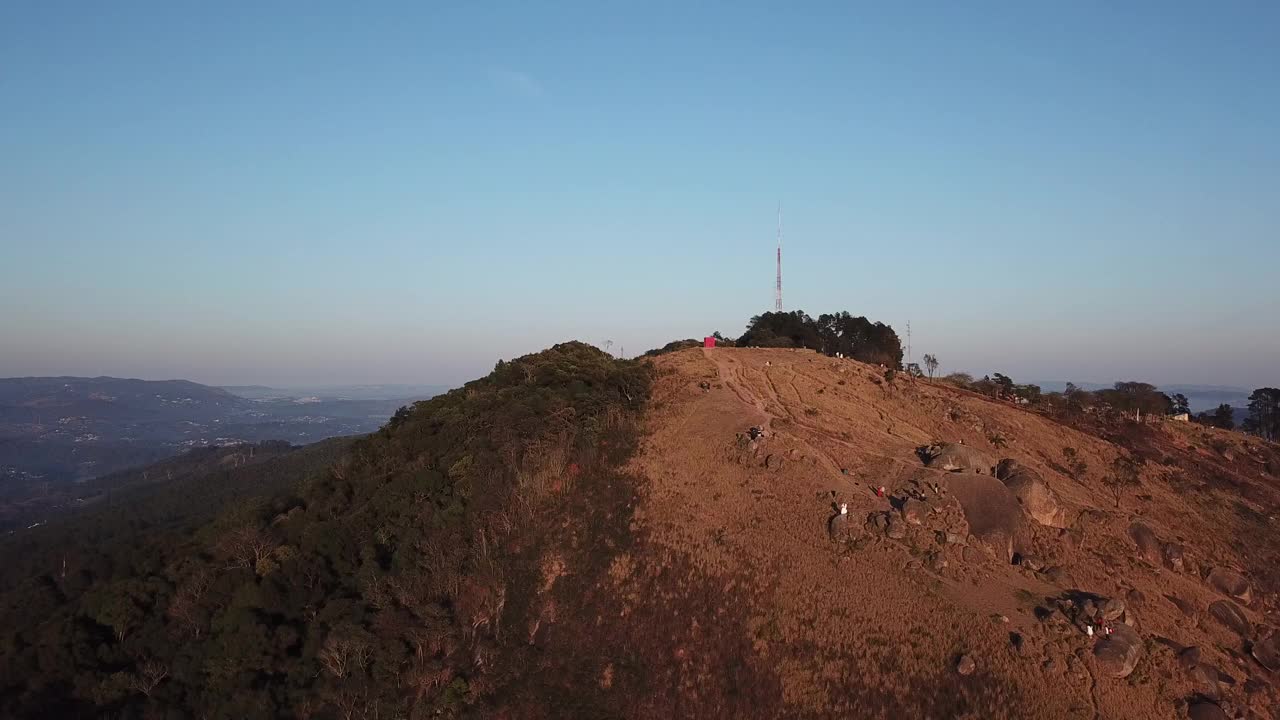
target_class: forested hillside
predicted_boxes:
[0,343,653,719]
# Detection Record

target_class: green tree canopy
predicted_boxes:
[1195,403,1236,430]
[1244,388,1280,440]
[737,310,902,367]
[1170,393,1191,415]
[1095,382,1172,417]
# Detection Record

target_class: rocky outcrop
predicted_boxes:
[1208,600,1251,637]
[1177,647,1221,700]
[920,443,994,474]
[1166,594,1197,617]
[1100,597,1126,622]
[886,514,907,539]
[1205,567,1252,603]
[901,498,929,525]
[1187,663,1221,700]
[1127,522,1163,565]
[994,458,1023,478]
[827,510,853,541]
[1057,591,1128,632]
[996,459,1066,527]
[1093,622,1143,678]
[1252,630,1280,671]
[1187,702,1229,720]
[941,473,1027,562]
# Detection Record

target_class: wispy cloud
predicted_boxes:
[487,68,545,99]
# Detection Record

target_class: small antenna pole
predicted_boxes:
[775,203,783,311]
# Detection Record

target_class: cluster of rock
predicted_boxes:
[731,432,811,472]
[1178,649,1270,720]
[829,443,1076,569]
[908,443,1280,715]
[829,440,1080,558]
[918,443,995,474]
[995,459,1067,528]
[912,443,1077,565]
[827,446,1076,570]
[919,444,1067,533]
[1198,566,1280,676]
[855,483,975,573]
[1129,519,1280,715]
[1026,591,1145,679]
[1129,519,1279,673]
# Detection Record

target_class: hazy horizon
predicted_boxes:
[3,3,1277,389]
[0,348,1269,396]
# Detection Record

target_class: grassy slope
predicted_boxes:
[629,347,1280,719]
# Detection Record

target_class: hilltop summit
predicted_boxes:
[1,344,1278,719]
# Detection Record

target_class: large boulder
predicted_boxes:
[1177,646,1202,669]
[1205,567,1252,603]
[1187,702,1229,720]
[827,510,854,541]
[921,443,995,474]
[1166,594,1197,617]
[1208,600,1251,637]
[996,459,1067,527]
[940,473,1027,562]
[1127,523,1163,565]
[994,458,1023,478]
[901,498,929,525]
[1101,597,1127,622]
[1092,623,1143,678]
[1253,630,1280,671]
[1186,662,1221,700]
[886,514,907,539]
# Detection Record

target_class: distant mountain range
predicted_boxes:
[0,376,447,529]
[218,383,446,401]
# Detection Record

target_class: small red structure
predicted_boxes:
[704,336,716,348]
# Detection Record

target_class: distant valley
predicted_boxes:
[0,376,446,530]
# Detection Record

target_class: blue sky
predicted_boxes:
[1,1,1277,388]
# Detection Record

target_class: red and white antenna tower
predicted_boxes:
[775,203,783,311]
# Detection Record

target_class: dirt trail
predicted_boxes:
[623,347,1280,719]
[705,348,852,483]
[713,348,777,433]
